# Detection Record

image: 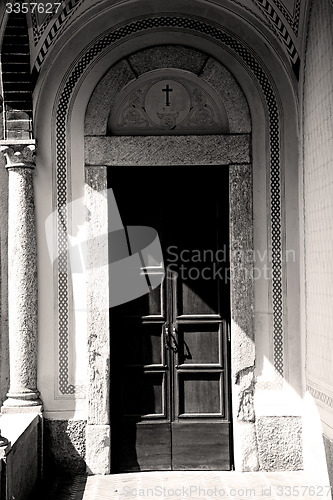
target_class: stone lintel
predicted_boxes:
[0,140,36,169]
[85,135,251,166]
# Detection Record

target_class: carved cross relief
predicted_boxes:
[108,69,229,135]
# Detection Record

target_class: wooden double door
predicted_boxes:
[109,166,232,471]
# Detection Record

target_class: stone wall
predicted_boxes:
[302,0,333,481]
[256,417,302,471]
[43,420,86,477]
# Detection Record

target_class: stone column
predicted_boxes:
[0,141,42,410]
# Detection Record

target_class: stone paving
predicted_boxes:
[40,471,332,500]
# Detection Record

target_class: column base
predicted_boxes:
[2,405,43,414]
[2,391,43,413]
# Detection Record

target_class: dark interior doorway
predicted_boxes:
[109,165,232,471]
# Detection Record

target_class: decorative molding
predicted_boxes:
[32,0,83,72]
[54,15,285,395]
[31,9,54,45]
[251,0,300,75]
[271,0,301,35]
[32,1,302,75]
[109,70,229,135]
[31,0,82,45]
[307,384,333,409]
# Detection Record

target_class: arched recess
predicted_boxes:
[85,45,253,472]
[33,3,300,474]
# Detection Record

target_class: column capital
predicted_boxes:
[0,140,36,169]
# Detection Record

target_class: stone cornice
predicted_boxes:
[0,140,36,169]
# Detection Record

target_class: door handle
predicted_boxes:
[170,323,179,353]
[164,323,178,353]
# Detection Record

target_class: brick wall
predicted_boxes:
[302,0,333,473]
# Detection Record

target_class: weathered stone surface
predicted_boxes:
[229,164,257,468]
[201,58,251,133]
[85,167,110,426]
[233,421,259,471]
[44,419,86,476]
[236,366,256,422]
[230,164,255,368]
[229,165,255,427]
[84,59,135,136]
[86,424,110,475]
[256,416,303,471]
[128,45,207,76]
[85,135,251,166]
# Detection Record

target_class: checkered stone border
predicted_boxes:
[33,1,302,75]
[307,384,333,408]
[54,15,285,395]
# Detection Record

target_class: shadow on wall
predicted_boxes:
[43,420,87,478]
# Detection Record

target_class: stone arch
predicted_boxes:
[83,45,254,472]
[33,8,300,474]
[84,45,251,136]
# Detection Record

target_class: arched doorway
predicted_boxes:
[85,49,252,471]
[31,0,300,473]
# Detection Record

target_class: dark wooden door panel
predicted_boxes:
[174,321,229,420]
[177,323,222,365]
[171,422,231,470]
[177,372,224,416]
[118,423,172,471]
[122,370,166,417]
[110,166,231,472]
